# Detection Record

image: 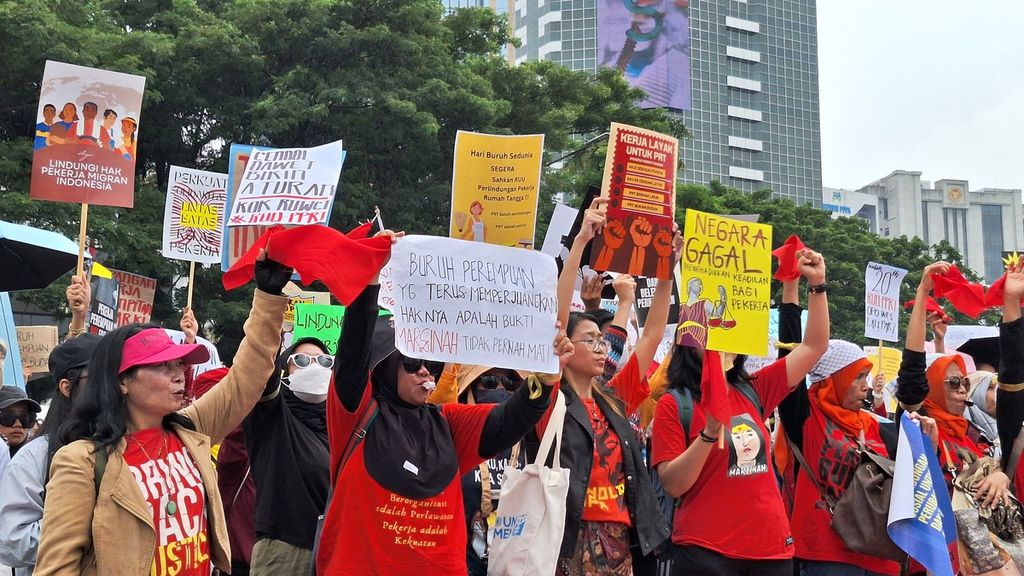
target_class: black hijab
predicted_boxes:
[271,337,328,439]
[362,319,459,499]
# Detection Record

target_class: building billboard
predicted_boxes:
[597,0,691,110]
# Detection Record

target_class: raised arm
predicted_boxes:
[629,224,682,377]
[998,261,1024,469]
[897,262,950,411]
[780,250,830,386]
[776,275,809,447]
[64,274,90,341]
[556,198,607,329]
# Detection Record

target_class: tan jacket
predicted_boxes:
[34,290,287,576]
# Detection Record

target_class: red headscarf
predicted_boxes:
[923,355,971,442]
[809,358,879,441]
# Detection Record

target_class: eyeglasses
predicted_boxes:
[0,411,37,428]
[944,376,967,391]
[289,353,334,369]
[478,373,523,391]
[571,338,609,353]
[401,356,445,377]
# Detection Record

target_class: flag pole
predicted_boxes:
[186,261,196,309]
[719,351,727,450]
[76,203,90,275]
[373,205,385,231]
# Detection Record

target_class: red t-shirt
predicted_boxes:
[790,408,899,574]
[581,398,630,525]
[123,428,211,575]
[651,358,794,560]
[319,385,494,575]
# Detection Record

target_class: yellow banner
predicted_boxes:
[449,131,544,249]
[863,345,902,381]
[678,210,772,356]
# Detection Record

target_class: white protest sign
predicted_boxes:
[864,262,908,342]
[226,139,345,227]
[382,235,559,373]
[162,166,227,264]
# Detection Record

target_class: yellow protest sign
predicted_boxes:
[678,210,772,356]
[863,345,902,381]
[449,131,544,249]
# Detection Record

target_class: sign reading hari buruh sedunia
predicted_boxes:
[30,60,146,208]
[162,166,227,265]
[590,122,678,279]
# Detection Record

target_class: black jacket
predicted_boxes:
[526,383,670,559]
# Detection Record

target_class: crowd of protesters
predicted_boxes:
[1,205,1024,576]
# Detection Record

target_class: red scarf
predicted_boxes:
[223,224,391,305]
[808,359,882,445]
[923,355,970,442]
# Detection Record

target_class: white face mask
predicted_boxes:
[283,364,332,403]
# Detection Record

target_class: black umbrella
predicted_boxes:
[956,336,1000,372]
[0,220,79,292]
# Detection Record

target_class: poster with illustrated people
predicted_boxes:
[162,166,227,265]
[29,60,146,208]
[449,131,544,249]
[590,123,678,279]
[727,413,769,477]
[679,209,772,356]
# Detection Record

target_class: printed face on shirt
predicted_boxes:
[727,413,767,477]
[566,319,606,379]
[121,360,189,423]
[944,363,968,416]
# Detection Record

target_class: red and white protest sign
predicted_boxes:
[110,269,157,326]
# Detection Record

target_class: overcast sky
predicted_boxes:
[817,2,1024,192]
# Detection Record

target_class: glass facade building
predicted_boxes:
[512,0,823,204]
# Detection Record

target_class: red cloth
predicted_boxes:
[903,296,947,318]
[123,428,211,576]
[581,398,630,525]
[791,405,898,574]
[651,358,794,560]
[700,349,730,425]
[771,235,807,281]
[318,381,495,574]
[222,224,392,305]
[931,265,989,318]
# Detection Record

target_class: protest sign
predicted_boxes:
[162,166,227,264]
[381,235,559,373]
[590,123,678,279]
[449,131,544,249]
[293,304,346,354]
[0,294,26,388]
[283,282,331,325]
[864,262,908,342]
[109,269,156,326]
[16,326,59,374]
[221,144,272,270]
[88,275,120,336]
[29,60,146,208]
[744,307,808,375]
[540,202,578,260]
[633,276,680,328]
[864,345,902,382]
[226,140,345,228]
[678,210,772,356]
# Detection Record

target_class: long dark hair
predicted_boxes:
[59,324,194,451]
[38,365,84,479]
[566,311,624,418]
[667,344,753,400]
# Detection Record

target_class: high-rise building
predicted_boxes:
[512,0,823,204]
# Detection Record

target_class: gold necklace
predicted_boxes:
[129,431,179,516]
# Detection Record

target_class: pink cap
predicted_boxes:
[118,328,210,375]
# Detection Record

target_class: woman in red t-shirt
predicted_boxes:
[651,248,830,576]
[316,232,574,576]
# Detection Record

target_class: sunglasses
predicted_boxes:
[400,356,445,377]
[478,373,523,391]
[0,411,37,428]
[289,353,334,369]
[944,376,967,391]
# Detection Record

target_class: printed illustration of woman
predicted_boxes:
[49,102,78,145]
[455,200,486,242]
[116,117,137,160]
[727,413,767,477]
[675,278,731,349]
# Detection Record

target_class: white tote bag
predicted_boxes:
[487,390,570,576]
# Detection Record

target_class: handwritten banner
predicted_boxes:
[293,304,346,354]
[29,60,146,208]
[381,235,558,373]
[162,166,227,264]
[634,276,680,328]
[449,131,544,249]
[590,122,678,279]
[678,210,772,356]
[226,140,345,228]
[16,326,59,374]
[864,262,907,342]
[110,269,157,326]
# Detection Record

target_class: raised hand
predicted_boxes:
[1004,260,1024,302]
[612,274,636,306]
[580,273,604,309]
[66,274,91,317]
[180,307,199,344]
[602,219,626,250]
[578,197,609,244]
[795,248,826,285]
[919,261,951,294]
